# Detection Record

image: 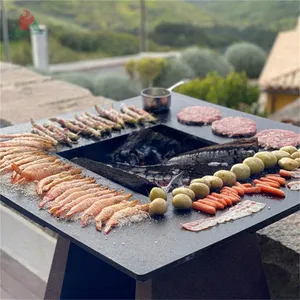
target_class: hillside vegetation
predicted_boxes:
[191,0,299,30]
[7,0,214,31]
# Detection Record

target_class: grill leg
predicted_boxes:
[45,233,270,299]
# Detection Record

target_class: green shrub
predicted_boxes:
[93,75,139,101]
[175,72,260,111]
[9,41,32,65]
[181,47,233,78]
[53,72,94,92]
[224,42,267,79]
[154,57,195,88]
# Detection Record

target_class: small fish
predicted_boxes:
[50,118,83,134]
[120,104,144,121]
[95,200,139,231]
[43,122,73,146]
[80,193,132,227]
[104,203,150,234]
[70,119,101,139]
[127,105,156,122]
[95,105,124,127]
[85,112,122,130]
[31,128,59,145]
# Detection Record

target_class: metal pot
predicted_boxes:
[141,81,185,113]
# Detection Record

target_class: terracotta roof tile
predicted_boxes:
[263,68,300,91]
[259,19,300,85]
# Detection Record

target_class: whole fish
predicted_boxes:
[85,112,122,130]
[127,105,156,122]
[44,121,80,141]
[95,105,124,127]
[31,128,59,145]
[115,138,259,184]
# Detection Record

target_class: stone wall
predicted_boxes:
[0,61,112,125]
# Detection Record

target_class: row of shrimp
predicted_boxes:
[0,133,150,234]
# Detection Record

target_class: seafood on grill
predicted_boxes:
[104,203,150,234]
[112,138,259,187]
[95,200,139,231]
[80,193,133,226]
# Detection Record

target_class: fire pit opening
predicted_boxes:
[59,125,213,168]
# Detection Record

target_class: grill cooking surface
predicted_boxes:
[1,93,299,280]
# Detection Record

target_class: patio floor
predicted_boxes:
[0,251,46,299]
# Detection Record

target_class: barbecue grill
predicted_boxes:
[1,93,299,299]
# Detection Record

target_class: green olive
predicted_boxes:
[172,194,192,210]
[291,151,300,159]
[213,170,237,186]
[230,164,251,181]
[278,157,299,171]
[243,157,264,174]
[202,175,223,190]
[280,146,297,154]
[272,150,291,161]
[254,152,277,168]
[149,187,167,201]
[191,178,211,188]
[149,198,168,215]
[189,183,210,199]
[172,187,195,200]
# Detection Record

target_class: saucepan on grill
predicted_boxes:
[141,81,186,113]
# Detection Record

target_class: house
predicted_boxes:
[259,17,300,114]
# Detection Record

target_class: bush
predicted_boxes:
[53,72,94,92]
[224,42,267,79]
[125,57,167,88]
[154,57,195,88]
[9,41,32,65]
[93,75,140,101]
[181,47,233,78]
[175,72,260,111]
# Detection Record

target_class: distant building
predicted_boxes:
[259,17,300,114]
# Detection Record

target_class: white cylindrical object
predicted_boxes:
[30,25,49,70]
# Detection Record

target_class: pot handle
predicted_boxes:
[167,80,188,92]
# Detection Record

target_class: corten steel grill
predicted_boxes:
[1,93,299,300]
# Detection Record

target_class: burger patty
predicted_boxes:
[256,129,300,149]
[177,106,222,125]
[212,117,257,137]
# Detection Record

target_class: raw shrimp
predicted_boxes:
[40,177,96,207]
[57,190,117,218]
[95,200,139,231]
[36,168,82,195]
[0,140,53,150]
[104,204,150,234]
[80,193,132,227]
[48,183,101,206]
[12,162,72,182]
[42,174,84,193]
[49,187,107,215]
